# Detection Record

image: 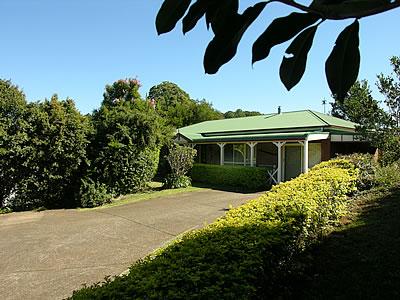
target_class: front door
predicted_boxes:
[284,145,302,181]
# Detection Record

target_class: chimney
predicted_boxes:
[278,106,282,114]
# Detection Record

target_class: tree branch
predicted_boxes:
[272,0,400,20]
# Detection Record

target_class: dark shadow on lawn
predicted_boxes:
[293,187,400,300]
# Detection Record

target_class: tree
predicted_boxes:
[91,79,172,195]
[1,93,92,210]
[149,81,195,128]
[377,56,400,128]
[164,144,197,189]
[224,109,261,119]
[331,80,385,124]
[102,78,142,107]
[148,81,222,127]
[156,0,400,101]
[331,78,397,164]
[192,99,223,123]
[0,80,28,207]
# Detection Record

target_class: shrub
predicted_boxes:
[337,153,377,190]
[2,94,92,211]
[71,158,358,299]
[163,174,192,189]
[166,144,197,177]
[191,163,270,191]
[375,161,400,188]
[79,178,112,208]
[90,89,170,195]
[164,144,196,189]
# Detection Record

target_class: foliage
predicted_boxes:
[102,78,142,108]
[1,93,92,211]
[155,1,400,100]
[331,77,399,165]
[224,109,261,119]
[0,79,27,208]
[90,82,170,195]
[191,163,270,192]
[191,99,223,124]
[338,153,378,191]
[375,161,400,188]
[79,178,112,208]
[91,114,162,194]
[163,174,192,189]
[148,81,222,128]
[149,81,194,128]
[163,144,196,189]
[377,56,400,128]
[0,207,12,214]
[166,144,197,177]
[70,158,358,299]
[331,80,386,125]
[295,185,400,299]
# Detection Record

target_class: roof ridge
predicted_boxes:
[308,110,330,126]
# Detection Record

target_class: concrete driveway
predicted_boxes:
[0,189,261,300]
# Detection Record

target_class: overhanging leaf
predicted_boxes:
[182,0,209,34]
[252,12,320,64]
[204,2,267,74]
[206,0,239,34]
[156,0,192,35]
[311,0,390,19]
[325,20,360,100]
[280,25,318,91]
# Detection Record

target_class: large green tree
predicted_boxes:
[0,80,28,207]
[331,80,385,125]
[224,109,261,119]
[331,78,398,164]
[156,0,400,100]
[1,90,92,210]
[91,79,172,195]
[148,81,222,127]
[377,56,400,128]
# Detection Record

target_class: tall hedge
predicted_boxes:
[191,163,270,191]
[90,82,171,195]
[71,159,358,299]
[0,80,28,207]
[2,95,92,210]
[1,80,91,210]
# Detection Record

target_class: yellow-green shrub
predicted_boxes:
[71,159,358,299]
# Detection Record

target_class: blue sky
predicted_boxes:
[1,0,399,114]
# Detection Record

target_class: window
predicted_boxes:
[224,143,255,166]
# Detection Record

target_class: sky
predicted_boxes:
[0,0,399,115]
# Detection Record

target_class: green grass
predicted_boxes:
[292,186,400,299]
[80,182,207,211]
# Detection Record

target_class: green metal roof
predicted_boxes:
[178,110,356,143]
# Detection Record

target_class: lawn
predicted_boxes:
[293,186,400,299]
[80,182,207,210]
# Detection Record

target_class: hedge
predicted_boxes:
[191,163,271,191]
[71,159,358,299]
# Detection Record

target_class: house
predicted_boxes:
[176,109,373,183]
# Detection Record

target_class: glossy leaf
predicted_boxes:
[182,0,208,34]
[311,0,390,18]
[156,0,192,35]
[204,2,267,74]
[280,25,318,91]
[206,0,239,34]
[252,12,320,64]
[325,20,360,100]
